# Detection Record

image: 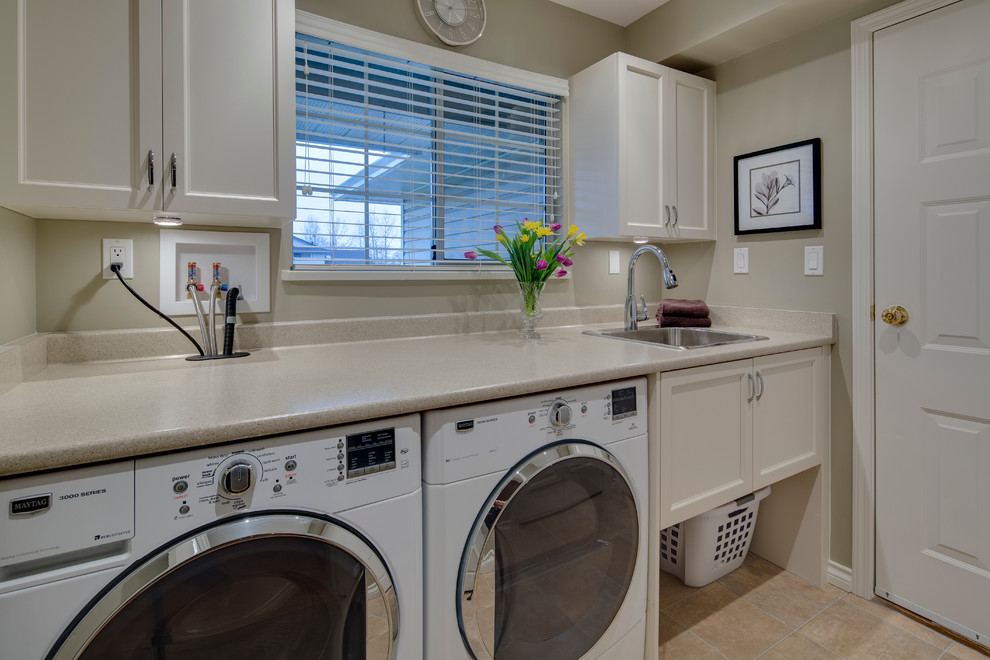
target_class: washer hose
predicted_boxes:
[222,287,240,356]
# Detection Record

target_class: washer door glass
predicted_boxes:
[459,441,639,660]
[48,513,398,660]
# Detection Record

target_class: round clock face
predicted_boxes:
[416,0,486,46]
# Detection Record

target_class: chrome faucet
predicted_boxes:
[625,245,679,331]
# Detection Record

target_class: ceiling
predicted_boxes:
[547,0,672,27]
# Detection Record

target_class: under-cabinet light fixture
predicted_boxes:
[153,215,183,227]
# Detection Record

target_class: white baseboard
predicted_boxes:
[827,560,853,593]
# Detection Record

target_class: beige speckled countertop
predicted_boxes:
[0,306,834,478]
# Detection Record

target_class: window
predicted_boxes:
[292,28,564,272]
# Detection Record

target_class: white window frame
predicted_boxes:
[283,11,570,282]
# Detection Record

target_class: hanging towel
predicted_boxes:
[658,315,713,328]
[659,299,710,318]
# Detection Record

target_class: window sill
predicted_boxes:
[281,269,572,282]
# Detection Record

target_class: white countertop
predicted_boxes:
[0,315,833,478]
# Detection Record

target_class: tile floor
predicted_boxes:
[659,554,988,660]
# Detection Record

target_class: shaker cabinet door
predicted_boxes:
[0,0,162,216]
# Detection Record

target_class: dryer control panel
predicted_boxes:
[422,378,647,485]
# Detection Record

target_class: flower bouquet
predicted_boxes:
[466,219,586,339]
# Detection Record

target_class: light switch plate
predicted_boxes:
[734,247,749,274]
[608,250,620,274]
[805,246,824,276]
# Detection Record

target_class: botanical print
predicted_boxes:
[749,159,800,217]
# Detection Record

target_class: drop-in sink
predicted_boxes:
[584,327,769,350]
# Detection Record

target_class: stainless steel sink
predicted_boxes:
[584,326,769,350]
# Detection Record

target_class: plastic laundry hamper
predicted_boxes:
[659,486,771,587]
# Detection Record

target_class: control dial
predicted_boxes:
[548,400,573,430]
[218,458,257,497]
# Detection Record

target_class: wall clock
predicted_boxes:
[415,0,487,47]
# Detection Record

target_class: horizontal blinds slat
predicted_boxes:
[294,31,562,270]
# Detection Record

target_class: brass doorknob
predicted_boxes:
[880,305,909,326]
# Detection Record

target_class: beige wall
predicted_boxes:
[0,207,36,344]
[31,0,651,334]
[658,0,898,569]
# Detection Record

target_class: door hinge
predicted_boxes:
[870,305,875,321]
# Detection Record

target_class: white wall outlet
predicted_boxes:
[608,250,620,274]
[103,238,134,279]
[733,247,749,274]
[805,245,824,276]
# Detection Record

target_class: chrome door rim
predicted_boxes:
[457,440,638,660]
[49,512,399,660]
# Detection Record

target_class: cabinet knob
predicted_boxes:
[880,305,909,326]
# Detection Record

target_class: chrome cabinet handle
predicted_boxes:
[148,150,154,187]
[755,371,765,400]
[664,205,671,227]
[170,153,177,189]
[747,373,756,403]
[672,205,678,227]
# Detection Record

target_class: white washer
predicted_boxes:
[423,379,648,660]
[0,414,422,660]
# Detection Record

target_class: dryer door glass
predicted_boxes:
[459,442,638,660]
[48,514,397,660]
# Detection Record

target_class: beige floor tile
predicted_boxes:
[718,555,839,629]
[841,593,954,650]
[658,613,726,660]
[800,598,943,660]
[944,641,990,659]
[663,582,791,660]
[759,633,843,660]
[659,570,701,609]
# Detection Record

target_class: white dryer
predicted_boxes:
[423,379,649,660]
[0,414,422,660]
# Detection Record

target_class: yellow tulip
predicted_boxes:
[497,233,508,245]
[575,231,587,246]
[520,234,530,243]
[568,224,580,237]
[523,220,541,232]
[536,226,553,238]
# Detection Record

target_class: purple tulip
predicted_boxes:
[555,269,567,277]
[563,257,573,267]
[464,251,477,260]
[536,258,548,271]
[493,225,505,235]
[550,223,562,231]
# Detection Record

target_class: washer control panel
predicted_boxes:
[135,414,420,539]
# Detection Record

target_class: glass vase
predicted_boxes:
[517,281,545,339]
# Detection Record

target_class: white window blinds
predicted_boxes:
[293,34,563,270]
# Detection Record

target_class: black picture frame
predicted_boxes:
[734,138,821,235]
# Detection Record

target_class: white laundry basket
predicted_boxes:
[659,486,771,587]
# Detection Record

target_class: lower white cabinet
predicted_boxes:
[656,347,826,528]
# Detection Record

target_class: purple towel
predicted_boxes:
[657,315,713,328]
[659,299,710,318]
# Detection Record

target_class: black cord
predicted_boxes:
[110,264,205,356]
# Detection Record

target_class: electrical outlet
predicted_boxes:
[103,238,134,279]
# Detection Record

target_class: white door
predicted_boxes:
[874,0,990,645]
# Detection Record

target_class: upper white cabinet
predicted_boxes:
[0,0,294,226]
[569,52,715,242]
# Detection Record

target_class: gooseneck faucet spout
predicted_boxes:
[624,245,679,331]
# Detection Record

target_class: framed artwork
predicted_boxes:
[734,138,821,235]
